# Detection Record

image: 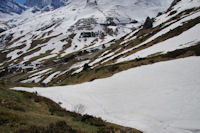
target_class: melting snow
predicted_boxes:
[117,23,200,63]
[43,71,60,84]
[13,56,200,133]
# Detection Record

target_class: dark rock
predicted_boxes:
[130,20,138,24]
[167,0,181,11]
[169,10,177,16]
[80,32,98,38]
[0,28,6,33]
[86,0,98,6]
[157,12,163,17]
[83,63,90,71]
[64,55,76,62]
[143,17,153,29]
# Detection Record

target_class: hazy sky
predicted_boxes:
[16,0,26,4]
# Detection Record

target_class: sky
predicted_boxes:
[16,0,26,4]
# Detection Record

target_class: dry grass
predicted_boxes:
[0,84,142,133]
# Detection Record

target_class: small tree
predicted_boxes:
[74,104,86,114]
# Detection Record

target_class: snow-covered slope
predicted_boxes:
[13,56,200,133]
[0,0,26,35]
[0,0,172,69]
[89,0,200,65]
[0,0,200,85]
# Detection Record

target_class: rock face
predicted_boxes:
[143,17,153,29]
[167,0,181,11]
[0,0,26,14]
[86,0,97,6]
[24,0,68,9]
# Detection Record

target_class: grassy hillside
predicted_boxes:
[0,84,142,133]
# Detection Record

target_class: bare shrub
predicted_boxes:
[73,104,86,114]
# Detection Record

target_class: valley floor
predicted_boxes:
[13,56,200,133]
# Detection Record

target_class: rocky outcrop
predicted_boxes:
[143,17,153,29]
[86,0,97,6]
[80,32,98,38]
[25,0,68,9]
[167,0,181,11]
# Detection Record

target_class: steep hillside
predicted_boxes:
[0,84,141,133]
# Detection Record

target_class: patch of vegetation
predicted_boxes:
[16,121,78,133]
[81,114,105,127]
[29,34,62,50]
[0,51,8,66]
[59,43,200,86]
[25,49,54,65]
[15,47,42,64]
[0,85,142,133]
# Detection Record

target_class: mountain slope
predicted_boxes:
[0,0,26,34]
[1,0,200,133]
[1,0,199,86]
[0,0,26,15]
[0,0,173,84]
[25,0,69,10]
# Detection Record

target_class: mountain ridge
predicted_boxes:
[0,0,26,15]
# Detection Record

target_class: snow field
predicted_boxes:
[13,56,200,133]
